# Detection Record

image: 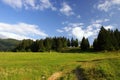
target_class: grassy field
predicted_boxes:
[0,52,120,80]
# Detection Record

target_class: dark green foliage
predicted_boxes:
[97,27,111,50]
[37,39,45,52]
[70,37,79,47]
[93,26,120,51]
[0,39,20,51]
[14,37,79,52]
[71,37,74,47]
[56,38,63,52]
[114,29,120,49]
[52,37,57,51]
[61,37,67,48]
[15,39,33,52]
[74,39,79,47]
[67,38,71,47]
[44,37,52,51]
[80,37,90,51]
[93,39,98,51]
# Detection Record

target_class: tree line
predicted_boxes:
[13,26,120,52]
[13,37,79,52]
[93,26,120,51]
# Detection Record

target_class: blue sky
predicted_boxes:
[0,0,120,43]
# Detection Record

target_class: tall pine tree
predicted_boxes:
[80,37,90,51]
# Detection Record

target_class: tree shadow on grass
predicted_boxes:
[72,65,114,80]
[72,66,88,80]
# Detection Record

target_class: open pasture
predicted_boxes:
[0,52,120,80]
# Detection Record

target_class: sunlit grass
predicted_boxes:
[0,52,119,80]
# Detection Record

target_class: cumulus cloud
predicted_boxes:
[57,23,94,40]
[96,0,120,12]
[2,0,56,11]
[60,2,74,16]
[57,19,113,41]
[104,25,114,30]
[70,23,96,40]
[0,22,48,40]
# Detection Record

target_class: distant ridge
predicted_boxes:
[0,38,20,51]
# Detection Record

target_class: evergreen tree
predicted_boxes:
[80,37,90,51]
[52,37,57,50]
[61,37,67,48]
[93,39,98,51]
[114,29,120,49]
[56,38,63,52]
[97,27,114,51]
[74,39,79,47]
[44,37,52,51]
[15,39,33,52]
[38,39,45,52]
[110,30,118,50]
[71,37,74,47]
[67,38,71,47]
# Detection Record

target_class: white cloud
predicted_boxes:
[23,0,36,9]
[2,0,56,11]
[71,27,84,40]
[57,23,94,40]
[57,19,113,41]
[92,19,110,24]
[104,25,114,30]
[56,29,63,33]
[0,22,48,40]
[38,0,56,11]
[70,23,114,41]
[60,2,74,16]
[70,23,96,40]
[97,0,120,12]
[2,0,22,8]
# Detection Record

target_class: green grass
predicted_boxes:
[0,52,120,80]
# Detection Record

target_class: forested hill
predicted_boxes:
[0,39,20,51]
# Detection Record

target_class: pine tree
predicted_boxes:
[44,37,52,51]
[67,38,71,47]
[56,38,63,52]
[114,29,120,50]
[80,37,90,51]
[97,27,111,50]
[52,37,57,50]
[15,39,33,52]
[38,39,45,52]
[61,37,67,48]
[75,39,79,47]
[93,39,98,51]
[71,37,74,47]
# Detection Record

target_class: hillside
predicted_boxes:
[0,39,20,51]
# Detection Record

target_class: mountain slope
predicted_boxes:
[0,39,20,51]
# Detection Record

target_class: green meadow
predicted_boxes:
[0,52,120,80]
